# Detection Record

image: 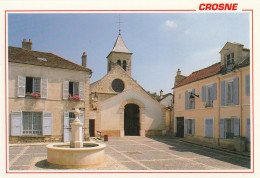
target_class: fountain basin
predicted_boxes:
[46,142,106,168]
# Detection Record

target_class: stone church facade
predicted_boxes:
[89,33,166,137]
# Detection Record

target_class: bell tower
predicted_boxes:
[107,32,133,76]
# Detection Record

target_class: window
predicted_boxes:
[226,53,234,66]
[26,77,40,94]
[69,112,75,127]
[185,89,195,110]
[220,118,240,139]
[187,119,192,134]
[185,119,194,135]
[206,86,213,107]
[204,118,214,137]
[123,60,127,71]
[226,81,233,105]
[112,79,125,92]
[221,77,239,106]
[224,118,234,139]
[69,82,79,96]
[22,112,42,135]
[117,60,121,66]
[188,91,194,109]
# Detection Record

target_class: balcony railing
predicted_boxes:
[205,100,213,108]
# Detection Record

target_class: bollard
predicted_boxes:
[104,135,108,142]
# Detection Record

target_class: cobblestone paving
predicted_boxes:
[8,136,250,171]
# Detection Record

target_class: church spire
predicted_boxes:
[117,14,122,35]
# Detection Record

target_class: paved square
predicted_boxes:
[8,136,250,171]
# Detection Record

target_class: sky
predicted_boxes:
[8,13,250,94]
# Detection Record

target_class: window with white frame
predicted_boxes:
[22,112,42,135]
[69,82,79,96]
[26,77,40,95]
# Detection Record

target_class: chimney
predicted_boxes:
[82,52,87,67]
[160,90,163,99]
[177,68,181,75]
[22,38,32,50]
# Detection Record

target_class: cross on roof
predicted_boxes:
[117,14,123,34]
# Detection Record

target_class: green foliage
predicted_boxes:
[147,91,159,98]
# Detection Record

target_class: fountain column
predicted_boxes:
[70,109,83,148]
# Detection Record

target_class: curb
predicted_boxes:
[175,138,250,158]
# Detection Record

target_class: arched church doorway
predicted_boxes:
[124,104,140,136]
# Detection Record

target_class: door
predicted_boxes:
[176,117,184,138]
[124,104,140,136]
[89,119,95,137]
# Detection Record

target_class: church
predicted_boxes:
[8,30,166,143]
[89,31,166,137]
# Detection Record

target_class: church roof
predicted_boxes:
[111,33,132,54]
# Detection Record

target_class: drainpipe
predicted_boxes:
[240,69,243,138]
[217,76,220,146]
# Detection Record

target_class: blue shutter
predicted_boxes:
[219,119,225,138]
[221,81,225,106]
[192,89,195,109]
[11,111,22,136]
[202,86,206,102]
[233,77,239,105]
[185,91,188,110]
[212,83,217,100]
[42,112,52,135]
[192,119,195,135]
[204,119,208,137]
[234,118,240,136]
[246,74,250,96]
[209,119,214,137]
[184,119,188,134]
[64,112,70,142]
[246,118,250,141]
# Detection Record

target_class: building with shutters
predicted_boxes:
[8,32,166,142]
[173,42,251,151]
[8,39,92,143]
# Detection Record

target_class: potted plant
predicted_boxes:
[69,94,80,101]
[31,92,41,99]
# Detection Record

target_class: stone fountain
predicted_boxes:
[46,108,106,168]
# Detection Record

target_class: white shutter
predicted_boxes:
[42,112,52,135]
[79,82,85,100]
[11,111,22,136]
[18,75,25,97]
[79,112,84,141]
[41,78,48,98]
[79,112,84,125]
[63,81,69,100]
[64,112,70,142]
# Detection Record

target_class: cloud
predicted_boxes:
[165,20,178,28]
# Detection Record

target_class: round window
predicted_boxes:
[112,79,125,92]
